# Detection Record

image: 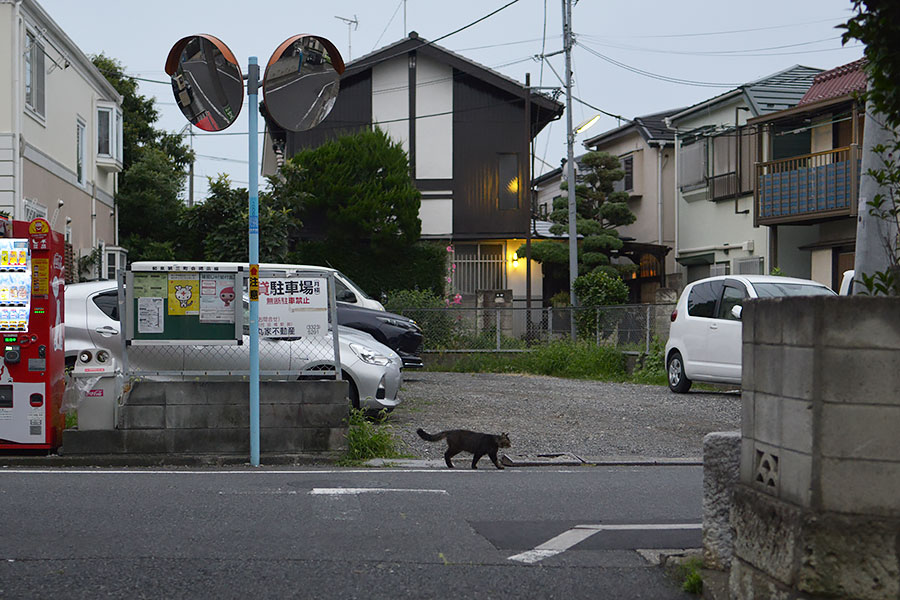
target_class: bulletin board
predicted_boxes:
[125,267,244,344]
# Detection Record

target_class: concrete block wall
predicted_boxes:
[64,380,349,455]
[732,296,900,600]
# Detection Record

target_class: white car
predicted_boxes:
[664,275,835,393]
[64,281,401,411]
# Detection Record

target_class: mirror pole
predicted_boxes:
[248,57,261,467]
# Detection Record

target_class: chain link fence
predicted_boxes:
[125,335,340,380]
[393,304,675,354]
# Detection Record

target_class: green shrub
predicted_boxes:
[630,336,667,385]
[339,408,405,465]
[384,288,456,349]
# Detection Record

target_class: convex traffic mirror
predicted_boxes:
[165,35,244,131]
[263,35,345,132]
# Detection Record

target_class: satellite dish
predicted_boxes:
[263,35,345,132]
[165,35,244,132]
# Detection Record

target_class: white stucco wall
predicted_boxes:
[372,57,409,153]
[415,55,452,180]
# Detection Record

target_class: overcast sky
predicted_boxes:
[39,0,864,202]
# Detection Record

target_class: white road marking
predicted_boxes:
[309,488,448,495]
[0,469,486,475]
[508,523,702,564]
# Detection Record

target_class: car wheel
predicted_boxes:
[667,351,692,393]
[345,372,360,410]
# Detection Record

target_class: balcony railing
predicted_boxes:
[755,145,859,225]
[708,171,739,201]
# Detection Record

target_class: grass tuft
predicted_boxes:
[338,408,407,466]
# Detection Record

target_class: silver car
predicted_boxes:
[64,281,402,411]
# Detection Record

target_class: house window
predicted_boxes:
[25,31,45,116]
[679,138,707,190]
[710,261,731,277]
[613,155,634,193]
[76,119,86,185]
[498,154,519,210]
[97,103,124,164]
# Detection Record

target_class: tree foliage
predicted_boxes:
[92,55,193,262]
[523,151,635,282]
[178,176,293,262]
[840,0,900,128]
[272,127,421,251]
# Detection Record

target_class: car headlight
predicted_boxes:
[349,343,392,366]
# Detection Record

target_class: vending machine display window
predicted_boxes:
[0,239,31,333]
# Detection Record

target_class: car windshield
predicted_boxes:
[336,271,372,300]
[751,282,836,297]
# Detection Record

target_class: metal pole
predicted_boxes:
[525,73,532,324]
[248,57,260,467]
[562,0,578,340]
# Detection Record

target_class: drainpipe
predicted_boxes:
[12,1,23,220]
[673,131,680,261]
[656,141,663,245]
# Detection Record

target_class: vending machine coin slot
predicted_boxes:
[4,344,21,364]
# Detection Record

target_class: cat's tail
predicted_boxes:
[416,428,447,442]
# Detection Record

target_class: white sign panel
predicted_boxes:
[199,273,236,323]
[258,277,328,338]
[137,297,164,334]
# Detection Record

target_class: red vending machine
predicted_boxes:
[0,218,66,451]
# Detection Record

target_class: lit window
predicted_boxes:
[498,154,519,210]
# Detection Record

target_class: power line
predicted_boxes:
[372,0,404,51]
[576,42,742,88]
[590,16,848,39]
[576,35,848,57]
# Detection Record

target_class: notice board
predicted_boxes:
[126,268,243,344]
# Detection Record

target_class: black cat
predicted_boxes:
[416,428,511,470]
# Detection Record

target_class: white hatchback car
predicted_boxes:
[664,275,835,393]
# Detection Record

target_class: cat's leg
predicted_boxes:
[488,449,504,470]
[471,453,483,469]
[444,448,459,468]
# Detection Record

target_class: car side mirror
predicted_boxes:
[731,305,743,320]
[337,290,356,302]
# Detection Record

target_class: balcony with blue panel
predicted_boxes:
[755,145,860,226]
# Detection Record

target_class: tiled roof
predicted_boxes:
[797,59,867,106]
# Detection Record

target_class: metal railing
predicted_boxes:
[394,304,675,354]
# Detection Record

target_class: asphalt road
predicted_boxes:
[0,466,699,599]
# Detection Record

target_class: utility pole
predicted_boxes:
[335,15,359,61]
[562,0,578,340]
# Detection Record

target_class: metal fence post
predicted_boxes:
[496,308,501,350]
[595,308,600,346]
[646,305,652,354]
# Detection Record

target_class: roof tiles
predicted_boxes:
[797,59,867,106]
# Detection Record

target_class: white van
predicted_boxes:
[129,261,385,311]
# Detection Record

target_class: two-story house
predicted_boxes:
[748,59,866,290]
[262,32,563,307]
[0,0,125,281]
[669,65,822,288]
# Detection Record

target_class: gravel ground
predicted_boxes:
[388,372,741,461]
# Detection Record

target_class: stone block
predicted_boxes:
[329,427,348,451]
[779,299,816,348]
[780,398,812,454]
[121,405,165,430]
[702,431,741,570]
[170,428,248,453]
[299,403,348,428]
[122,430,169,454]
[820,458,900,517]
[822,404,900,461]
[753,344,783,397]
[821,348,900,405]
[780,346,814,401]
[822,297,900,350]
[796,512,900,600]
[751,299,783,345]
[731,484,801,586]
[753,393,782,447]
[740,438,756,485]
[741,342,755,392]
[61,429,125,454]
[741,391,754,438]
[125,382,167,406]
[261,403,302,428]
[729,558,797,600]
[776,448,812,507]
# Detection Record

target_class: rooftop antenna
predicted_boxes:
[335,15,359,60]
